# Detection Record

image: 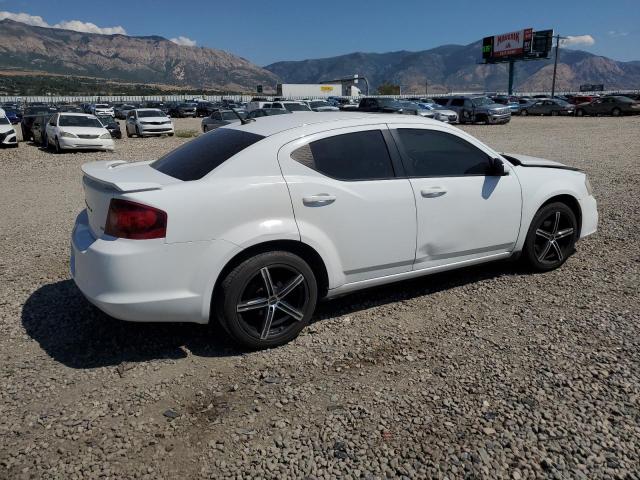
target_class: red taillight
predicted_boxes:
[105,199,167,240]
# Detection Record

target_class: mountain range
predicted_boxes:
[1,18,639,94]
[265,43,640,93]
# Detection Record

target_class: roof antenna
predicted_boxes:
[232,108,254,124]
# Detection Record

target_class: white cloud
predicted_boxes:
[0,11,127,35]
[608,30,629,37]
[170,36,197,47]
[560,35,595,47]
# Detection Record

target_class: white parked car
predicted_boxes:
[91,104,115,117]
[419,103,459,123]
[45,113,114,153]
[267,101,312,112]
[72,113,597,349]
[125,109,174,137]
[303,100,340,112]
[0,108,18,147]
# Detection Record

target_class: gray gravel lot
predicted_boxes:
[1,116,639,479]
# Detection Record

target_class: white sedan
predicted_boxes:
[45,113,114,153]
[72,113,597,349]
[125,109,174,137]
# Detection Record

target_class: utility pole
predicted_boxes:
[551,34,567,98]
[425,80,428,97]
[508,60,515,95]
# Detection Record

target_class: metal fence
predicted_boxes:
[1,90,638,105]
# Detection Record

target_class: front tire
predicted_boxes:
[523,202,578,272]
[520,109,528,116]
[611,107,621,117]
[576,109,585,117]
[216,251,318,349]
[54,137,62,154]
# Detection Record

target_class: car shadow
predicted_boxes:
[22,260,526,369]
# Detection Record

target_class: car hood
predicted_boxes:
[59,126,109,135]
[434,109,457,116]
[502,153,580,171]
[0,124,15,134]
[138,117,171,122]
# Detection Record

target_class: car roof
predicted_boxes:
[226,112,445,137]
[58,112,96,117]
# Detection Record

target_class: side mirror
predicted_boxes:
[488,157,508,176]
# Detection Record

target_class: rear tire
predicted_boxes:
[215,251,318,350]
[611,107,621,117]
[522,202,578,272]
[520,109,528,116]
[576,109,585,117]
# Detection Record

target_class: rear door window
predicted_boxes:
[291,130,395,181]
[152,128,265,181]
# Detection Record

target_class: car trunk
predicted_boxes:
[81,160,179,238]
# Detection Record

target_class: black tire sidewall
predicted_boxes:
[216,251,318,349]
[523,202,578,272]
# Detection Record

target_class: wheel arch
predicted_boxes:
[539,194,582,237]
[211,240,330,316]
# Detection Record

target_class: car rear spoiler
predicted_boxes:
[81,160,165,192]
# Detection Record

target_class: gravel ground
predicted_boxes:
[1,116,639,480]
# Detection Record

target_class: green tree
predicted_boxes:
[377,82,400,95]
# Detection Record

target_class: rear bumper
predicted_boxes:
[59,137,114,151]
[579,195,598,238]
[71,210,235,324]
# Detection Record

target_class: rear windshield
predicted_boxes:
[0,116,9,125]
[151,128,265,181]
[284,103,311,112]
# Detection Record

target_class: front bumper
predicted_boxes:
[0,129,18,146]
[487,113,511,124]
[578,195,598,238]
[59,136,114,151]
[139,124,174,135]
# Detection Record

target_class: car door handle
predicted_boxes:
[421,187,447,198]
[303,194,336,206]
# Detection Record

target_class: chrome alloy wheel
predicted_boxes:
[236,265,310,340]
[534,211,575,265]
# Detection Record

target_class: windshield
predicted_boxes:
[138,110,165,118]
[180,103,196,108]
[95,104,110,108]
[471,97,495,107]
[554,99,571,106]
[59,115,103,128]
[96,116,114,125]
[0,116,9,125]
[284,103,311,112]
[310,101,330,108]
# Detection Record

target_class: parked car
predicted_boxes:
[71,112,597,349]
[304,100,339,112]
[58,104,84,113]
[96,115,123,139]
[196,102,220,117]
[201,110,245,132]
[0,108,18,148]
[575,96,640,117]
[21,106,57,141]
[168,102,197,118]
[4,109,22,124]
[398,101,435,118]
[491,96,520,113]
[126,109,174,137]
[520,99,575,116]
[91,104,115,117]
[247,108,293,119]
[358,98,403,113]
[115,104,137,120]
[266,101,312,113]
[336,98,359,110]
[436,96,511,124]
[568,95,597,105]
[418,103,459,123]
[44,113,114,153]
[143,102,170,115]
[30,115,50,145]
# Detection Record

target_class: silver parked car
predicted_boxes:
[201,110,245,132]
[520,99,575,116]
[419,103,459,123]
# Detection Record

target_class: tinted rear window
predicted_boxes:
[151,128,265,181]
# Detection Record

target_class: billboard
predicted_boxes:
[493,29,532,58]
[482,28,551,63]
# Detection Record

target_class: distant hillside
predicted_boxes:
[266,42,640,93]
[0,19,278,92]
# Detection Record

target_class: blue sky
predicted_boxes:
[1,0,638,64]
